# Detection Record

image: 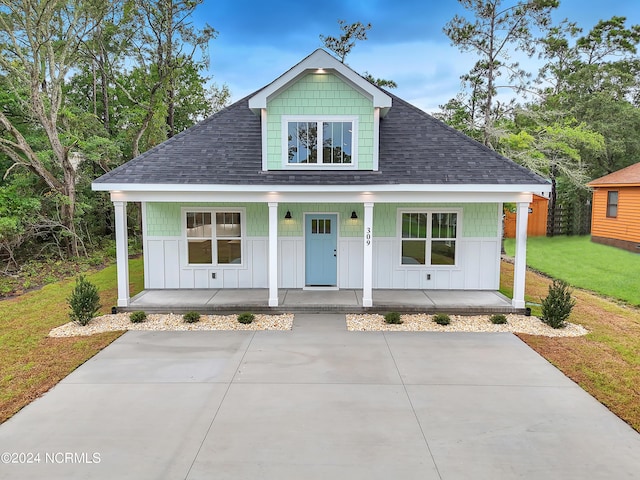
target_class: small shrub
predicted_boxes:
[490,314,508,325]
[540,279,576,329]
[183,311,201,323]
[384,312,402,324]
[130,311,147,323]
[68,275,102,326]
[433,313,451,326]
[237,312,255,324]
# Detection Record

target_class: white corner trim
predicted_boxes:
[261,109,268,171]
[373,108,380,171]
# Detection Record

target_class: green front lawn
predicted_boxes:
[504,236,640,306]
[0,258,144,423]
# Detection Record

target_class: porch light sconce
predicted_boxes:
[351,211,358,219]
[284,210,292,219]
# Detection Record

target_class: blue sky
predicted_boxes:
[194,0,640,112]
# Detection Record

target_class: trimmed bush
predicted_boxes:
[67,275,101,326]
[130,311,147,323]
[490,314,508,325]
[237,312,255,324]
[183,311,201,323]
[384,312,402,324]
[541,279,576,329]
[433,313,451,326]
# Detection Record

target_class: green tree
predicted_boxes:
[499,115,605,234]
[444,0,559,147]
[0,181,41,271]
[536,16,640,182]
[128,0,217,149]
[320,20,371,63]
[320,19,397,88]
[0,0,109,255]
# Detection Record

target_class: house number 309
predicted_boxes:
[365,227,372,246]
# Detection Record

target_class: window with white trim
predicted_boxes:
[185,210,243,265]
[284,116,356,166]
[400,211,458,266]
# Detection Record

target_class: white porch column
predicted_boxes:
[113,201,130,307]
[362,202,374,307]
[268,202,279,307]
[512,201,530,309]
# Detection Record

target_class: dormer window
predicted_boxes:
[283,115,358,168]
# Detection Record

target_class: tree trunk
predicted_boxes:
[132,107,156,158]
[167,80,175,138]
[99,45,111,133]
[483,12,496,148]
[547,175,557,237]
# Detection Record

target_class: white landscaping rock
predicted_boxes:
[346,314,588,337]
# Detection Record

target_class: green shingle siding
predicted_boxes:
[146,203,268,237]
[146,202,499,239]
[373,203,499,237]
[266,73,374,170]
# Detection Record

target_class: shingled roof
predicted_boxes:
[588,162,640,187]
[93,91,548,187]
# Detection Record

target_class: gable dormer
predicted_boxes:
[248,49,392,171]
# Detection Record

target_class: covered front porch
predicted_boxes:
[123,288,518,315]
[107,192,535,312]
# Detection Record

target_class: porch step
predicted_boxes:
[119,304,523,315]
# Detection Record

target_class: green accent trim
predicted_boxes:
[266,73,374,170]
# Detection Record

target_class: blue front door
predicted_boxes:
[305,214,338,286]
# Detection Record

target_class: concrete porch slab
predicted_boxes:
[205,289,272,305]
[282,289,360,306]
[125,288,517,315]
[427,290,512,308]
[373,289,434,307]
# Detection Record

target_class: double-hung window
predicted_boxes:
[185,210,243,265]
[606,191,618,218]
[284,116,357,167]
[400,211,458,266]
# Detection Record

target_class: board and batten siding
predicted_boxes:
[143,202,501,290]
[266,73,374,170]
[591,186,640,243]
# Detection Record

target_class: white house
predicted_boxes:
[92,49,549,310]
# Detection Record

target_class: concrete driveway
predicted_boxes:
[1,314,639,479]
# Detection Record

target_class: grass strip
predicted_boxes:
[0,258,143,423]
[503,236,640,306]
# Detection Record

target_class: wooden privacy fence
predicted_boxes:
[503,195,549,238]
[547,202,592,236]
[504,196,592,238]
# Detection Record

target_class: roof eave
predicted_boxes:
[92,182,551,194]
[587,182,640,188]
